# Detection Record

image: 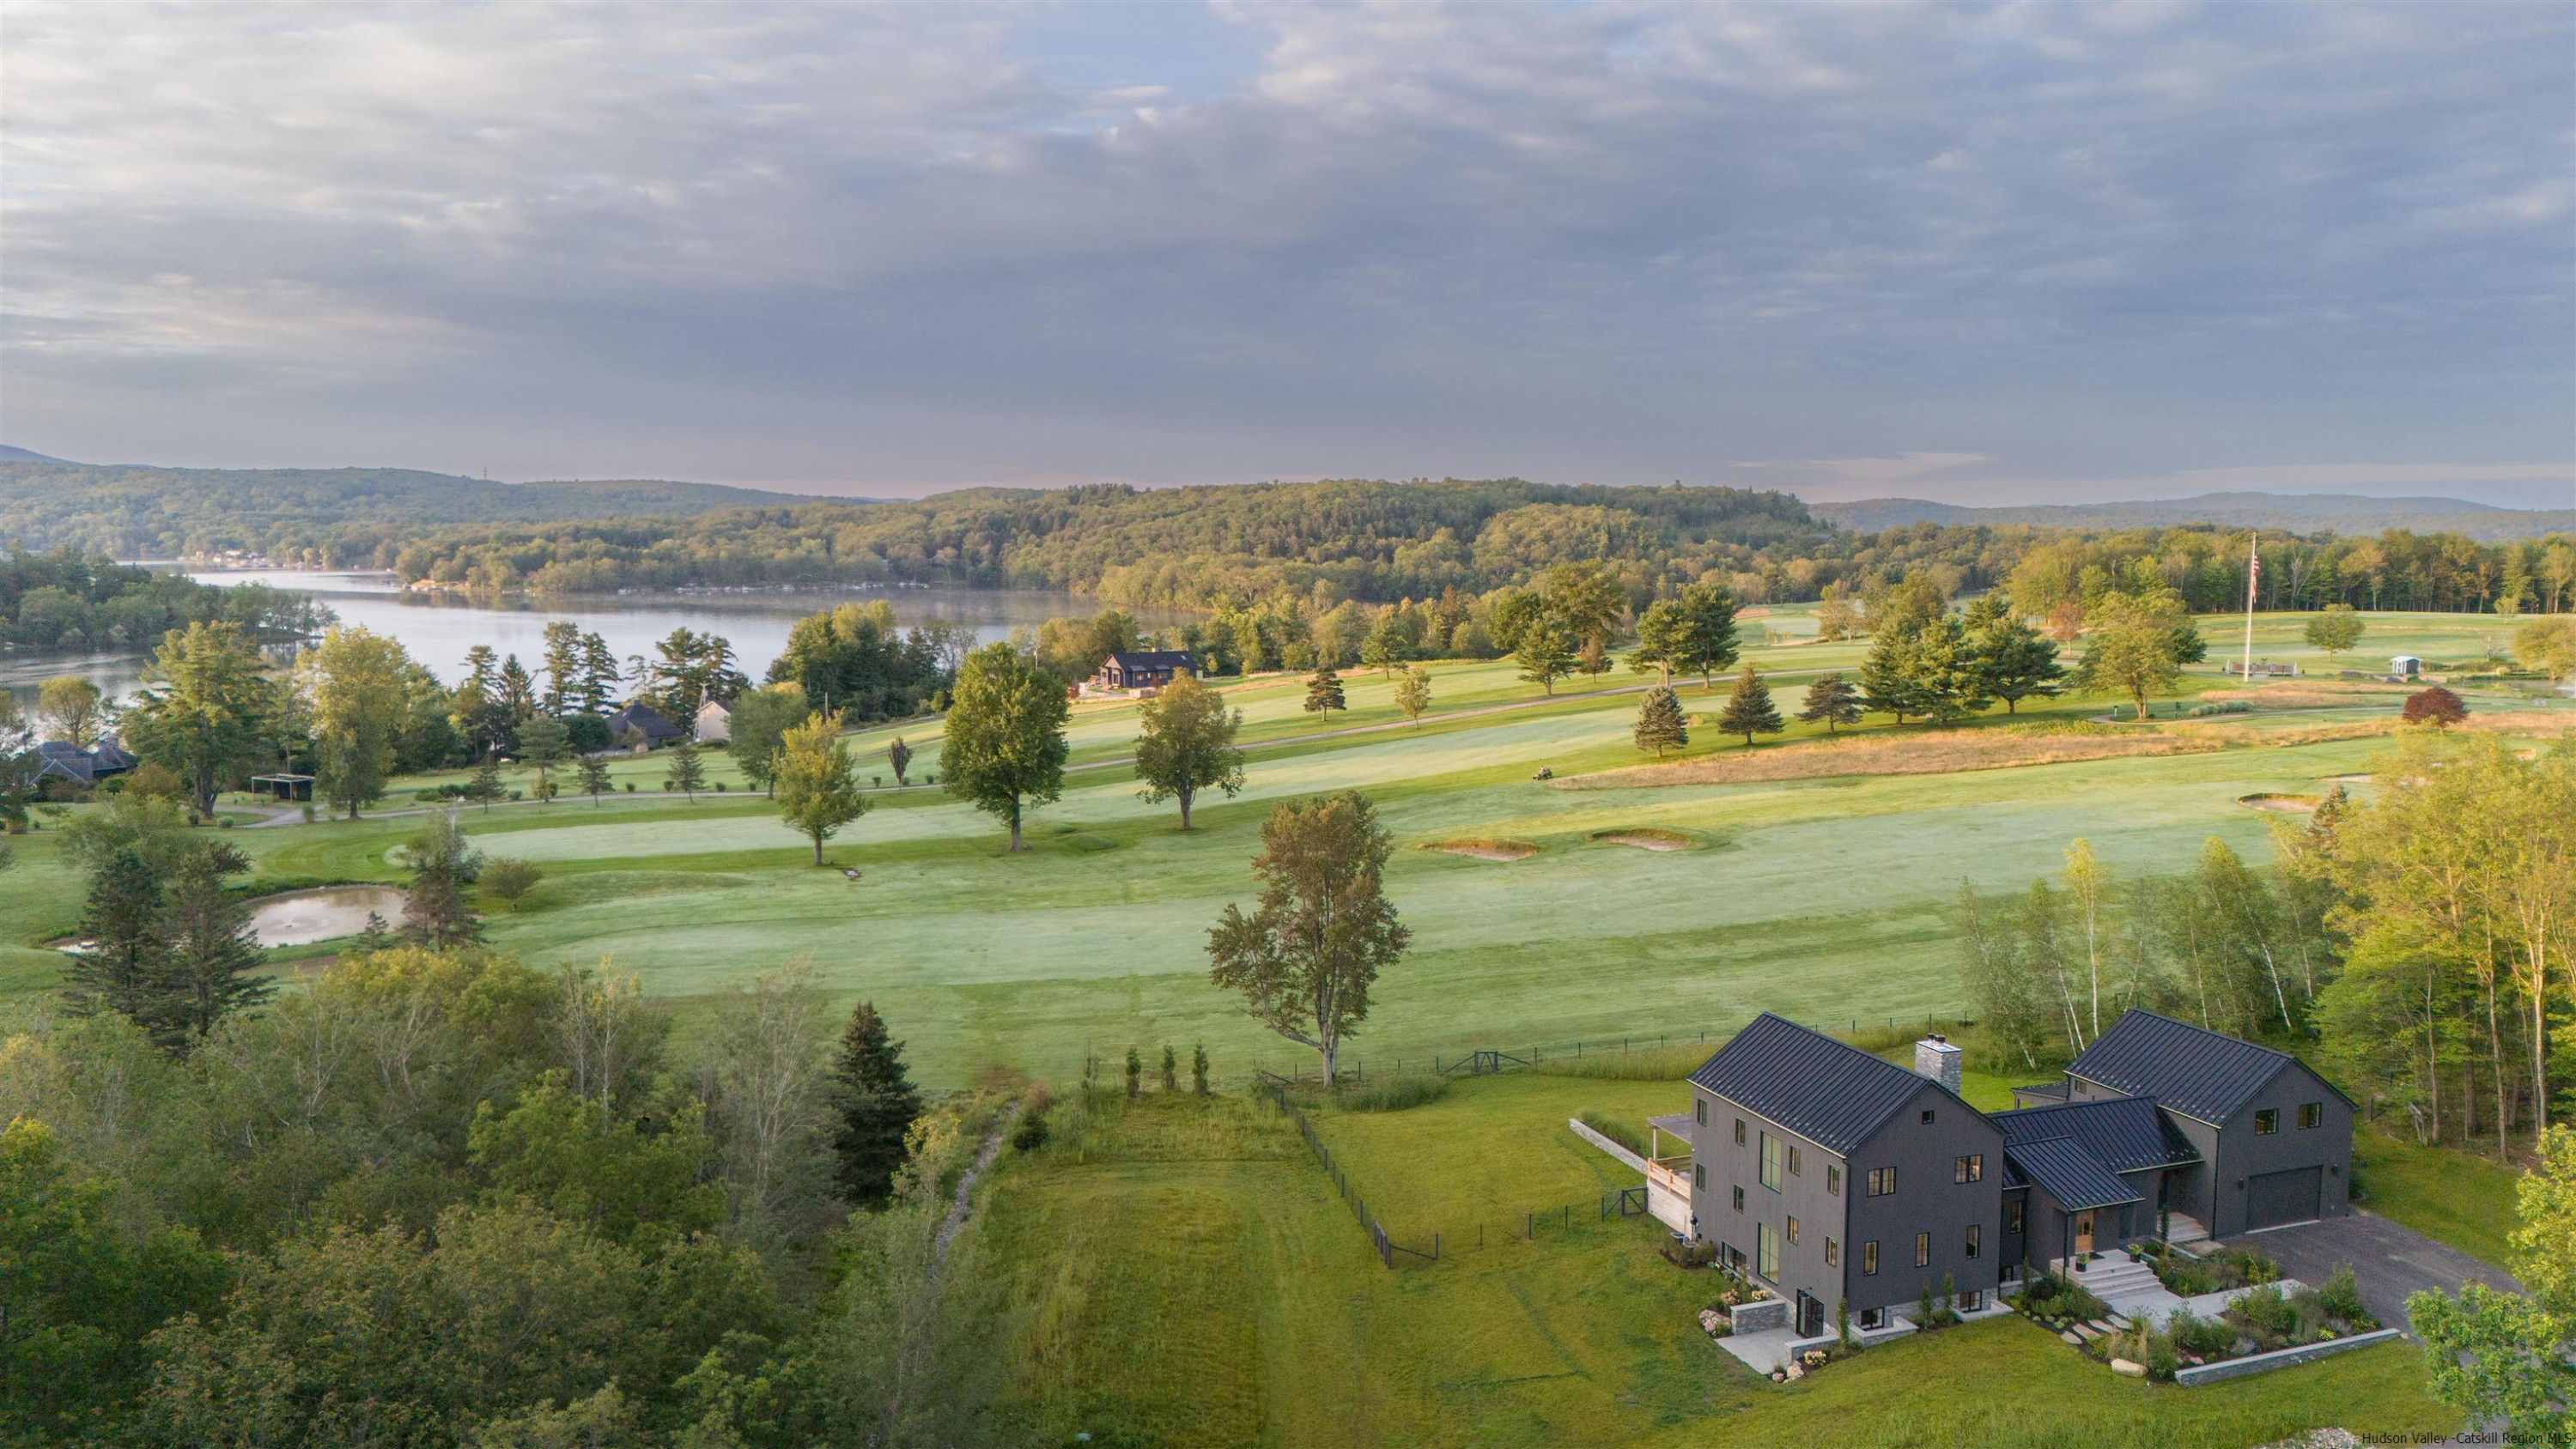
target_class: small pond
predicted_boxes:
[246,886,409,946]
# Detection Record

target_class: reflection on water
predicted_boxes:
[9,572,1187,708]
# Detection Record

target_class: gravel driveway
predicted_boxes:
[2219,1210,2522,1334]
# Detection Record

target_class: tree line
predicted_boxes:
[1957,731,2573,1159]
[3,545,329,655]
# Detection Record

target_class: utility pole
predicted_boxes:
[2240,531,2261,682]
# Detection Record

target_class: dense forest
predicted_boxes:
[1,549,330,654]
[0,462,807,562]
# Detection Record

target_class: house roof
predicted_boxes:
[696,698,731,717]
[1990,1095,2198,1174]
[1103,651,1197,670]
[2066,1009,2350,1125]
[2005,1136,2142,1211]
[1687,1013,1957,1156]
[605,704,684,739]
[33,739,133,785]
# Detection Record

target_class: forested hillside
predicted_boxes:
[1814,490,2576,541]
[0,461,807,560]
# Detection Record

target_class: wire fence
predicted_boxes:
[1247,1016,1979,1270]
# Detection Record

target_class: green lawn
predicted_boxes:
[2352,1125,2530,1269]
[981,1079,2461,1449]
[7,613,2566,1091]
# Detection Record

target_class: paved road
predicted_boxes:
[2220,1210,2521,1335]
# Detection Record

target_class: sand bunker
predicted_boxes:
[1425,839,1539,862]
[1589,829,1692,852]
[2238,793,2320,814]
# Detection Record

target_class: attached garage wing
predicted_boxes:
[2245,1166,2322,1230]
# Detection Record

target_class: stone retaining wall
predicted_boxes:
[1730,1296,1789,1334]
[2172,1328,2404,1386]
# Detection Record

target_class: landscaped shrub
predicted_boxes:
[2166,1307,2233,1360]
[1577,1111,1648,1156]
[1334,1076,1449,1112]
[2318,1265,2372,1327]
[2229,1283,2298,1343]
[2014,1270,2108,1326]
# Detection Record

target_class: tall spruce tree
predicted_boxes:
[576,752,614,806]
[1859,622,1923,724]
[62,847,170,1036]
[1714,664,1784,745]
[1632,686,1689,757]
[662,738,707,801]
[1967,601,2066,714]
[1513,615,1577,696]
[402,811,484,946]
[1796,671,1863,735]
[1302,664,1347,725]
[829,1001,922,1205]
[160,842,272,1046]
[465,755,505,812]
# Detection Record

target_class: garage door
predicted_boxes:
[2245,1167,2322,1229]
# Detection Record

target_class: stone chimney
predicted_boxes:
[1914,1034,1962,1094]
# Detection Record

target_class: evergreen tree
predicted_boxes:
[1795,671,1863,735]
[349,911,395,956]
[1359,613,1408,676]
[160,842,271,1046]
[62,847,170,1036]
[1159,1045,1177,1092]
[577,631,623,714]
[1968,602,2065,714]
[1193,1042,1209,1094]
[576,753,615,806]
[1302,664,1346,725]
[1631,685,1689,757]
[1627,597,1686,682]
[540,621,584,715]
[1670,581,1741,689]
[1125,1046,1142,1099]
[519,715,572,803]
[886,735,913,786]
[401,811,484,946]
[465,755,505,812]
[828,1001,922,1205]
[1859,621,1923,723]
[1904,614,1990,726]
[662,739,707,801]
[1714,664,1783,745]
[1513,615,1576,696]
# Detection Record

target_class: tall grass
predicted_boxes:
[1528,1041,1709,1080]
[1577,1111,1648,1156]
[1332,1075,1450,1112]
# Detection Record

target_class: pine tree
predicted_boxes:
[1514,615,1576,695]
[1795,672,1863,735]
[1970,606,2066,714]
[350,911,395,956]
[1193,1042,1209,1094]
[663,738,707,800]
[887,735,913,785]
[1859,622,1923,724]
[160,842,272,1046]
[402,812,484,947]
[541,621,584,715]
[1714,664,1783,745]
[1632,686,1690,757]
[465,755,505,813]
[1160,1044,1177,1092]
[519,715,571,803]
[62,847,170,1037]
[1905,614,1990,726]
[577,631,622,714]
[1303,664,1346,725]
[1125,1046,1143,1099]
[828,1001,922,1205]
[577,753,614,806]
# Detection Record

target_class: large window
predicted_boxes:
[1758,1222,1779,1280]
[1759,1132,1781,1191]
[1867,1167,1897,1197]
[2256,1108,2280,1135]
[1953,1154,1984,1184]
[1862,1240,1879,1276]
[2298,1102,2323,1130]
[1914,1232,1930,1269]
[1826,1165,1841,1197]
[1965,1224,1981,1259]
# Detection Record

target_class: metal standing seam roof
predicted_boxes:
[2005,1136,2142,1212]
[2066,1009,2344,1124]
[1686,1013,1959,1157]
[1103,651,1199,669]
[1990,1095,2200,1174]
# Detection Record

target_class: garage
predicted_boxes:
[2245,1167,2323,1229]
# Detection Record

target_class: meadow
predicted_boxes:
[6,609,2567,1090]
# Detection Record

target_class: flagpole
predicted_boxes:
[2241,531,2260,681]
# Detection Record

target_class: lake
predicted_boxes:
[6,573,1188,709]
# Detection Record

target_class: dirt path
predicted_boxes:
[933,1108,1017,1270]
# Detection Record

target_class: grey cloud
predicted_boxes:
[2,1,2567,495]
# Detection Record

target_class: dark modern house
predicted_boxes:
[1686,1014,2003,1333]
[604,704,685,750]
[1093,651,1197,691]
[2015,1009,2355,1240]
[1681,1009,2351,1331]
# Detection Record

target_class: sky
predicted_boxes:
[3,1,2572,508]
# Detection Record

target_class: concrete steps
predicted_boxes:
[2066,1254,2164,1302]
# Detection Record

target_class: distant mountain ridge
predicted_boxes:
[0,460,816,558]
[1810,490,2575,541]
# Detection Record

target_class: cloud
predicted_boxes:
[1,2,2567,496]
[1735,453,1997,484]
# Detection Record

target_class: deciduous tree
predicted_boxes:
[2074,589,2190,719]
[305,625,414,820]
[1513,615,1576,696]
[38,676,105,748]
[1133,673,1244,831]
[887,733,914,786]
[121,620,276,817]
[2402,686,2467,727]
[481,858,544,911]
[1206,791,1409,1083]
[941,642,1069,852]
[518,715,570,803]
[775,708,867,864]
[1394,664,1432,727]
[2303,604,2366,659]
